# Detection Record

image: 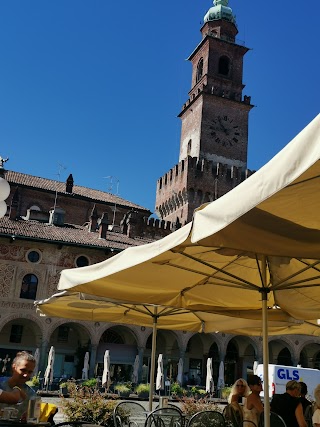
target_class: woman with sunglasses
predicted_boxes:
[243,375,264,427]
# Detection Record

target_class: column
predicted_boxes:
[89,344,97,378]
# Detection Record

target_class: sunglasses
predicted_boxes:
[236,384,245,387]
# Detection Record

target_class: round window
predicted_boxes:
[27,250,41,263]
[76,255,89,267]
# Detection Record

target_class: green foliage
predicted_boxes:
[60,382,118,426]
[190,386,206,395]
[179,397,221,417]
[135,383,150,394]
[81,378,98,388]
[26,373,40,387]
[114,382,132,393]
[221,386,232,400]
[170,382,184,395]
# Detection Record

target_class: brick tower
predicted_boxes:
[155,0,253,226]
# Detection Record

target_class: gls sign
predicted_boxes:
[277,368,300,381]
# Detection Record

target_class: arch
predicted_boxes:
[95,325,139,382]
[0,317,43,376]
[218,55,230,76]
[269,339,294,365]
[225,339,239,385]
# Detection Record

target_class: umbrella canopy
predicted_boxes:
[177,358,183,385]
[102,350,110,389]
[132,354,139,384]
[35,290,306,412]
[205,358,214,394]
[82,352,89,380]
[253,361,259,375]
[217,360,225,389]
[156,354,164,391]
[44,346,55,388]
[33,348,40,376]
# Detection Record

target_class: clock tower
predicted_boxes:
[155,0,253,226]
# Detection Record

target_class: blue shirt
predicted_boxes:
[0,379,36,419]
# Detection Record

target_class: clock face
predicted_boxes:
[209,115,241,147]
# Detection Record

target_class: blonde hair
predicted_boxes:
[228,378,251,403]
[13,351,36,366]
[314,384,320,408]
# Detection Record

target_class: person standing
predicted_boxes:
[243,375,264,427]
[0,351,36,420]
[271,380,307,427]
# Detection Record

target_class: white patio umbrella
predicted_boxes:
[102,350,110,389]
[52,114,320,427]
[156,354,164,391]
[132,354,139,384]
[253,361,259,375]
[176,358,183,385]
[33,348,40,376]
[217,360,225,390]
[82,351,89,380]
[43,346,55,389]
[205,358,214,394]
[36,290,301,411]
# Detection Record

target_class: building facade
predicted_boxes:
[0,0,319,389]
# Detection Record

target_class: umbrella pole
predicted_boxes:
[261,256,270,427]
[149,308,158,412]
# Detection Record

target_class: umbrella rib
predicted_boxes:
[115,302,193,318]
[271,259,320,290]
[171,250,263,291]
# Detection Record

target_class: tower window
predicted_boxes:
[218,56,230,76]
[20,274,38,300]
[196,58,204,83]
[187,140,192,155]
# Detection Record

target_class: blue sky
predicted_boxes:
[1,0,319,213]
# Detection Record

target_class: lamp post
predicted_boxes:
[0,156,10,218]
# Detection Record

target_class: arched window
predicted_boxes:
[196,58,204,83]
[100,329,124,344]
[218,56,230,76]
[20,274,38,300]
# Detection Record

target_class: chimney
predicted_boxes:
[66,174,74,193]
[99,212,109,239]
[9,188,19,220]
[89,204,98,232]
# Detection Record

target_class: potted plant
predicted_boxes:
[114,383,132,398]
[170,382,184,397]
[81,378,98,389]
[59,382,69,396]
[135,383,150,398]
[26,374,40,392]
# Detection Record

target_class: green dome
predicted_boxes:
[204,0,236,24]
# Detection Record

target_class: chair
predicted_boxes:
[113,401,148,427]
[154,404,182,413]
[223,404,243,427]
[187,410,226,427]
[304,403,314,427]
[258,412,287,427]
[145,407,184,427]
[242,421,257,427]
[54,423,98,427]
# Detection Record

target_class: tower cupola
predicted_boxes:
[204,0,236,25]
